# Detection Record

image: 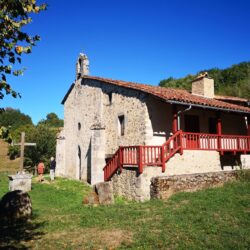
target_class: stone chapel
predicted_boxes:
[56,54,250,200]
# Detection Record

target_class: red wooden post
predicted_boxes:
[179,130,183,155]
[247,116,250,136]
[172,105,178,134]
[119,147,123,173]
[161,145,165,172]
[138,146,143,174]
[216,113,222,154]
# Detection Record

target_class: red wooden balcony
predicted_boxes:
[103,131,250,181]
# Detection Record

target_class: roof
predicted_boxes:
[215,95,249,104]
[62,75,250,114]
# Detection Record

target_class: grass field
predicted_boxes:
[0,172,249,249]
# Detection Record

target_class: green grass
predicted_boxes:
[0,173,249,249]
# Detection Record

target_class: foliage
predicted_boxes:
[159,62,250,99]
[8,144,19,160]
[37,112,63,128]
[9,123,57,170]
[0,173,249,249]
[24,124,57,169]
[0,0,46,101]
[0,107,33,131]
[0,125,12,143]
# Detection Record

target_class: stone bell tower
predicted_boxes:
[76,53,89,79]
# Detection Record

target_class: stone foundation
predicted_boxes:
[111,166,169,202]
[150,171,238,200]
[241,155,250,169]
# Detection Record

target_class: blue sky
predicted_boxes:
[1,0,250,124]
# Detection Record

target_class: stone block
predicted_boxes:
[8,173,32,192]
[95,182,114,205]
[82,191,100,206]
[241,155,250,169]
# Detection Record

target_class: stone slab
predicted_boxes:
[8,173,32,192]
[95,182,114,205]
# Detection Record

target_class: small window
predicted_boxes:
[209,117,217,134]
[118,115,125,136]
[78,122,81,131]
[108,92,113,105]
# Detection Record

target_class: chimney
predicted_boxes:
[76,53,89,79]
[191,72,214,98]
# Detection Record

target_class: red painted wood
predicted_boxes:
[138,146,143,174]
[172,105,178,134]
[103,131,250,181]
[248,117,250,136]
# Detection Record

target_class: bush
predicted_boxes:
[8,145,19,160]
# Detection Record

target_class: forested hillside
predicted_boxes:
[159,62,250,99]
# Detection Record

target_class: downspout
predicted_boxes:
[177,105,192,130]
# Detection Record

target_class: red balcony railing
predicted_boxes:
[103,131,250,181]
[181,132,250,154]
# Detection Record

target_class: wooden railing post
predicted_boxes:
[161,145,165,172]
[119,147,123,173]
[216,114,222,154]
[179,130,183,155]
[138,146,143,174]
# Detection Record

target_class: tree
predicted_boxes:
[0,0,46,103]
[24,124,57,170]
[38,112,64,128]
[0,107,33,130]
[8,123,57,169]
[159,62,250,99]
[0,125,12,143]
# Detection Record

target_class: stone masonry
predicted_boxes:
[57,54,249,187]
[192,76,214,98]
[150,171,238,200]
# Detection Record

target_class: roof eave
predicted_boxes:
[61,83,75,104]
[163,99,250,115]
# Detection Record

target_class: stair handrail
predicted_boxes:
[161,130,183,172]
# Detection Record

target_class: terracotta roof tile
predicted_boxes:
[83,76,250,114]
[214,95,249,102]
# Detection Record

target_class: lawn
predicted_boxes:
[0,173,249,249]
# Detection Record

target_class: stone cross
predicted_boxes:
[14,132,36,173]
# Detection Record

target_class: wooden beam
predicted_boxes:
[248,116,250,136]
[172,105,178,134]
[216,112,222,153]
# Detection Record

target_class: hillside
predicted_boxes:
[0,140,19,174]
[159,62,250,99]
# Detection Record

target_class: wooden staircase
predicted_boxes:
[103,131,183,181]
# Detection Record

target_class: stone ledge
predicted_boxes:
[150,170,238,200]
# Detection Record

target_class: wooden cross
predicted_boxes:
[14,132,36,173]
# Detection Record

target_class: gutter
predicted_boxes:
[165,99,250,115]
[177,105,192,130]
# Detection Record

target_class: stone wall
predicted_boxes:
[62,78,149,184]
[111,166,175,202]
[165,151,222,175]
[56,129,66,177]
[150,171,238,200]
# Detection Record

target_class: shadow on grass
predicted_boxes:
[0,215,45,250]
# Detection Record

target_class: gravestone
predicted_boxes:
[8,132,36,192]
